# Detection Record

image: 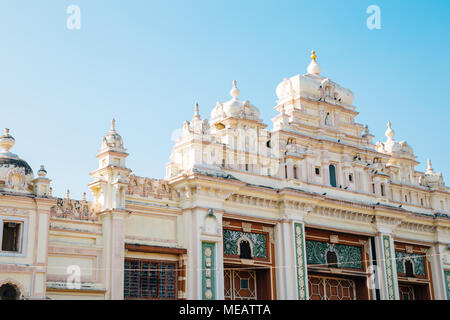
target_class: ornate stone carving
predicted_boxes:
[50,197,95,221]
[126,174,171,199]
[241,222,252,233]
[5,167,27,191]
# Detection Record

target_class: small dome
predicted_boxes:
[211,81,261,123]
[376,122,414,157]
[276,50,355,106]
[0,129,34,192]
[101,119,126,153]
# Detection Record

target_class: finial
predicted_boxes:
[110,118,116,132]
[307,50,322,75]
[66,189,70,199]
[194,102,200,119]
[230,80,240,99]
[363,125,369,136]
[0,127,15,153]
[426,159,434,174]
[37,165,47,177]
[49,187,53,196]
[385,121,395,141]
[82,192,87,201]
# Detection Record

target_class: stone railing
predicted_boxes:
[126,174,171,200]
[50,197,96,221]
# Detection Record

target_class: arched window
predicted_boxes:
[0,284,20,300]
[405,259,414,277]
[380,184,385,196]
[325,112,332,126]
[239,240,252,259]
[329,164,337,187]
[326,251,338,268]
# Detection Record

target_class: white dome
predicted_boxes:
[0,129,34,192]
[276,73,354,106]
[276,51,354,106]
[101,119,126,153]
[211,81,261,123]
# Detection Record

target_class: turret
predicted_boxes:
[89,119,131,210]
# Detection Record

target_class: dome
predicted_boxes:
[276,50,355,106]
[0,128,34,192]
[101,119,126,153]
[376,122,414,157]
[211,81,261,123]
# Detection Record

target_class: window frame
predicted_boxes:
[0,217,27,257]
[315,167,321,176]
[123,258,178,300]
[329,164,337,188]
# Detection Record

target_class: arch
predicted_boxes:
[0,281,23,300]
[325,112,332,126]
[404,258,415,277]
[329,164,337,187]
[326,251,338,268]
[237,237,253,259]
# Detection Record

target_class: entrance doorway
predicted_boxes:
[398,283,431,300]
[224,268,272,300]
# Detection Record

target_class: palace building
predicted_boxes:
[0,52,449,300]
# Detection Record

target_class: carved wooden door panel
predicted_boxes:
[224,269,257,300]
[308,275,356,300]
[399,285,415,300]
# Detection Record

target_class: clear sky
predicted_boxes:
[0,0,449,199]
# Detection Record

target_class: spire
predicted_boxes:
[110,118,116,132]
[385,121,395,142]
[230,80,240,99]
[307,50,322,75]
[193,102,200,119]
[101,118,125,153]
[426,159,434,174]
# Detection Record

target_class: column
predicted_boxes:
[293,221,309,300]
[429,242,449,300]
[374,233,399,300]
[100,209,128,300]
[275,219,297,299]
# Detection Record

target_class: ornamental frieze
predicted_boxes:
[127,174,171,199]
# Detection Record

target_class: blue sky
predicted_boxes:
[0,0,449,199]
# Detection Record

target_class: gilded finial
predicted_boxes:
[311,50,317,61]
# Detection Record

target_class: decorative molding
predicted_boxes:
[127,174,171,200]
[242,222,252,233]
[294,222,308,300]
[202,242,216,300]
[0,207,31,216]
[262,226,275,244]
[382,235,397,300]
[330,235,339,244]
[50,197,96,221]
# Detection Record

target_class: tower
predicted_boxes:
[89,119,130,210]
